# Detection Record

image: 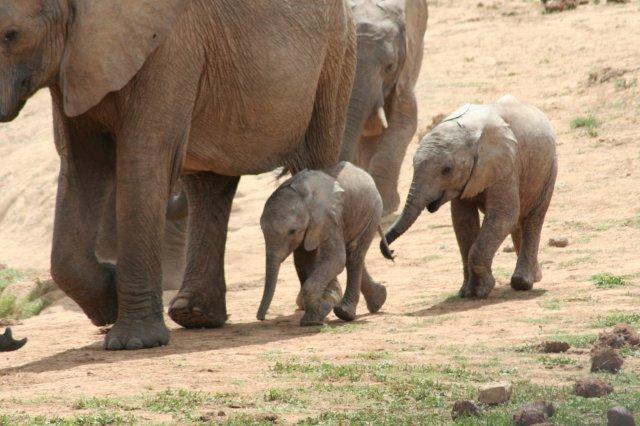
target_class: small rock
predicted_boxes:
[217,411,227,417]
[608,407,636,426]
[539,341,571,353]
[451,400,481,419]
[478,381,513,404]
[548,237,569,248]
[543,0,577,12]
[591,347,624,373]
[503,244,516,253]
[575,378,614,398]
[513,401,555,425]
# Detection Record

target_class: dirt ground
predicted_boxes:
[0,0,639,424]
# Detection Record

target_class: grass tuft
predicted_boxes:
[571,115,599,137]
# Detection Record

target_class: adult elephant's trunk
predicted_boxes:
[383,179,426,248]
[340,55,385,163]
[0,328,27,352]
[257,254,282,321]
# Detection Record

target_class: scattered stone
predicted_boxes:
[477,1,484,6]
[217,411,227,417]
[591,347,624,373]
[539,341,571,353]
[598,324,640,349]
[451,400,481,419]
[543,0,577,12]
[574,378,614,398]
[548,237,569,248]
[588,67,627,85]
[503,244,516,253]
[478,382,513,404]
[608,407,636,426]
[513,401,555,425]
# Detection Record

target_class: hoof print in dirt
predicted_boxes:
[598,324,640,349]
[548,237,569,248]
[539,340,571,353]
[513,401,555,426]
[591,347,624,373]
[574,378,614,398]
[608,407,636,426]
[478,381,513,405]
[451,400,481,420]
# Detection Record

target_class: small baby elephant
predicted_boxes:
[258,161,392,326]
[385,95,557,298]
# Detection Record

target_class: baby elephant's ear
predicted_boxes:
[461,122,518,199]
[303,180,345,252]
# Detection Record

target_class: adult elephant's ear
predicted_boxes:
[60,0,189,117]
[461,120,518,199]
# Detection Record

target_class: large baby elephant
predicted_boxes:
[340,0,428,216]
[385,95,557,298]
[258,162,392,326]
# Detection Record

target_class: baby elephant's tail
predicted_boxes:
[378,226,395,261]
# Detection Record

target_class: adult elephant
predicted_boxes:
[340,0,428,216]
[0,0,356,350]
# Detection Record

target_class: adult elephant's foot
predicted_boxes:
[510,274,534,291]
[168,291,227,328]
[104,314,169,350]
[300,299,333,326]
[362,282,387,313]
[333,302,356,322]
[458,281,475,298]
[459,275,495,299]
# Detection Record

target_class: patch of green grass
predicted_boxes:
[539,299,561,310]
[537,355,578,367]
[594,312,640,328]
[263,388,305,406]
[143,388,238,421]
[0,411,137,425]
[358,350,391,360]
[18,298,47,319]
[549,333,597,348]
[558,256,594,268]
[0,268,23,293]
[73,396,131,411]
[0,294,16,318]
[590,272,628,289]
[571,115,599,138]
[319,323,362,334]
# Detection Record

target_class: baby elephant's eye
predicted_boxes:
[442,166,452,176]
[3,30,18,43]
[288,229,296,235]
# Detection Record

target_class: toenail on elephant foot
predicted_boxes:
[458,282,475,298]
[363,284,387,313]
[333,303,356,322]
[168,295,227,329]
[511,275,534,291]
[104,315,169,351]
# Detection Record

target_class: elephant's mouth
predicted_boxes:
[426,192,445,213]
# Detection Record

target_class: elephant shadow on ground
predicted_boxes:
[0,310,373,376]
[407,286,547,317]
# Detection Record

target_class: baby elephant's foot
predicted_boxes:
[300,299,333,326]
[362,283,387,313]
[510,274,534,291]
[333,302,356,322]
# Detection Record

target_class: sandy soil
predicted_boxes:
[0,0,639,423]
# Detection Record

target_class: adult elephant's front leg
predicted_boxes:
[168,173,239,328]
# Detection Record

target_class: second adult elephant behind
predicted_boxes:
[340,0,428,216]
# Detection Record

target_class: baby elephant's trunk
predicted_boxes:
[257,254,282,321]
[0,328,27,352]
[378,226,395,261]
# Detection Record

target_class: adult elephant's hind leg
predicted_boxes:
[169,173,239,328]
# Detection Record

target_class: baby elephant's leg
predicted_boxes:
[294,249,342,311]
[360,267,387,313]
[451,199,480,298]
[511,195,553,290]
[299,251,345,326]
[333,250,365,321]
